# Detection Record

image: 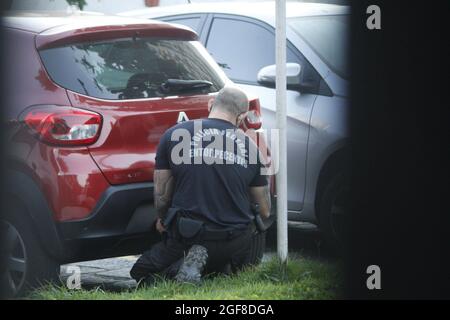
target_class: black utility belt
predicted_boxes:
[176,216,247,241]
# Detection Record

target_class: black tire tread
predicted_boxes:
[1,202,60,298]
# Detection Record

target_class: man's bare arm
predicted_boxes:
[154,169,174,219]
[249,185,271,219]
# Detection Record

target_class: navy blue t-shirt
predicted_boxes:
[155,118,267,229]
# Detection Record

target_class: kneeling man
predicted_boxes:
[130,86,271,285]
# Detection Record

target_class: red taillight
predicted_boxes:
[23,106,102,146]
[244,98,262,130]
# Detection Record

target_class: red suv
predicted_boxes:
[0,12,270,297]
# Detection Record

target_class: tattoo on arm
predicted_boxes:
[154,170,174,219]
[250,185,272,219]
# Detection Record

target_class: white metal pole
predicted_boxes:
[275,0,288,263]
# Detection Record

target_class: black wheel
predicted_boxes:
[0,204,60,298]
[317,172,350,250]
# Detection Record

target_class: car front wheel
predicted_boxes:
[317,172,350,250]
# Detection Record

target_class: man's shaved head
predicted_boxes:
[212,86,249,117]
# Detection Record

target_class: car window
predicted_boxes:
[206,17,300,84]
[162,17,202,34]
[39,39,224,100]
[288,15,349,79]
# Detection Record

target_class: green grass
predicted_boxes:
[28,256,342,300]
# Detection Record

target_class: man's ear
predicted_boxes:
[208,99,214,112]
[237,112,248,127]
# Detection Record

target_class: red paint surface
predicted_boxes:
[36,22,197,50]
[68,91,214,185]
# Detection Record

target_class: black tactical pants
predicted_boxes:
[130,225,253,282]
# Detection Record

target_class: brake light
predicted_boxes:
[23,106,102,146]
[244,98,262,130]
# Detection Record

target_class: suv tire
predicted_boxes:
[0,203,60,298]
[317,171,350,251]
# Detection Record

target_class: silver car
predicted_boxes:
[121,2,350,244]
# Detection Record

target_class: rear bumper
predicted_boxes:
[58,182,160,262]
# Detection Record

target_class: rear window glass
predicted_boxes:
[39,38,225,100]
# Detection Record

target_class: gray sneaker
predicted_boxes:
[175,245,208,284]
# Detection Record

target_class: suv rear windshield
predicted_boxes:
[40,38,225,100]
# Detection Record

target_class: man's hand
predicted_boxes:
[156,218,166,234]
[249,185,271,219]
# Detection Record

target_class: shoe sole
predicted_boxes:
[175,245,208,284]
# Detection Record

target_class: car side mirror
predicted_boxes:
[257,63,302,91]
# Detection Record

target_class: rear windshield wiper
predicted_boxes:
[160,79,213,94]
